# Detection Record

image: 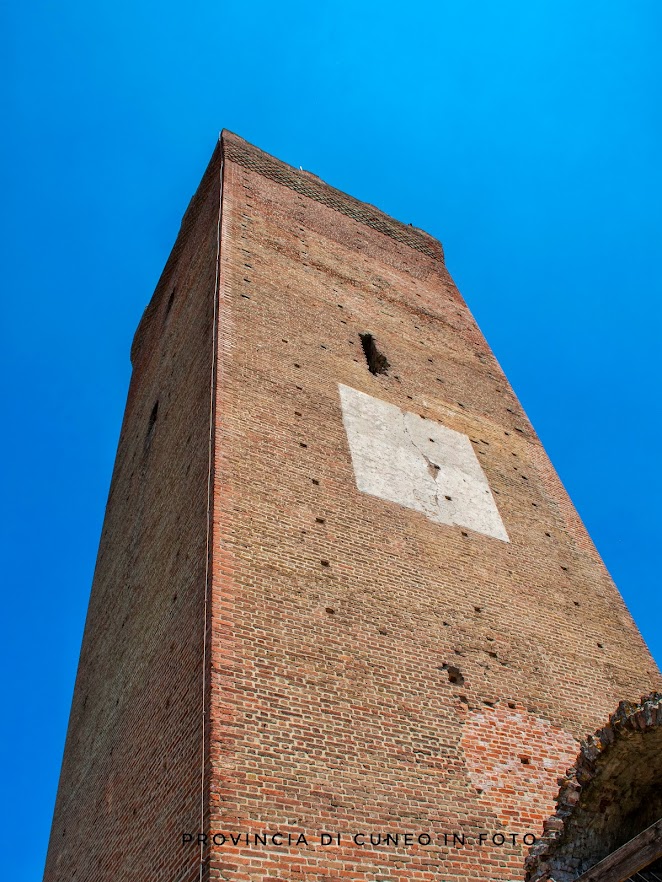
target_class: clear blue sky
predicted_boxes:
[3,2,661,878]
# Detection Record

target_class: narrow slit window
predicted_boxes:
[145,401,159,449]
[164,287,176,321]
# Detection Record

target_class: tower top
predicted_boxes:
[131,130,444,365]
[221,131,443,260]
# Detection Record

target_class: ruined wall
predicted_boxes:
[205,133,661,882]
[526,693,662,881]
[43,147,222,882]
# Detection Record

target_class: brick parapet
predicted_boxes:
[221,130,444,262]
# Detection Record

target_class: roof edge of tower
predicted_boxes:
[220,129,444,264]
[131,140,223,366]
[131,131,445,367]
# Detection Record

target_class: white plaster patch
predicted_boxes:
[338,384,509,541]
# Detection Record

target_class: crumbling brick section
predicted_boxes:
[525,693,662,882]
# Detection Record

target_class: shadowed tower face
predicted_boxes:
[44,132,660,882]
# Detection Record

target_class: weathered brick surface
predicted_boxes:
[45,132,661,882]
[43,146,222,882]
[206,133,660,881]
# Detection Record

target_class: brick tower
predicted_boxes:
[44,132,661,882]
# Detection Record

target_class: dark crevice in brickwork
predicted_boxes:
[144,401,158,451]
[440,664,465,686]
[359,333,390,375]
[164,288,176,321]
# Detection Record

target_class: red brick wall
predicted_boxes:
[206,133,660,881]
[43,147,222,882]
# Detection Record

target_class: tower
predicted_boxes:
[44,132,661,882]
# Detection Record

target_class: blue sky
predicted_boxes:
[3,2,661,878]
